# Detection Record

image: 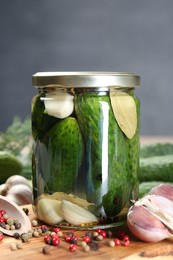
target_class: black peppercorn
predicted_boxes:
[14,232,21,239]
[14,223,22,230]
[22,208,29,215]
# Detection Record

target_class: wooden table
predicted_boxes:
[1,205,173,260]
[1,136,173,259]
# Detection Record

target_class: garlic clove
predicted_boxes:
[36,198,64,225]
[6,175,31,190]
[43,91,74,119]
[60,200,98,226]
[138,195,173,231]
[150,183,173,202]
[6,184,33,205]
[127,204,171,242]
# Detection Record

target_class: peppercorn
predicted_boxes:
[14,232,21,239]
[37,228,42,235]
[21,233,30,242]
[57,231,63,237]
[88,241,99,251]
[0,222,6,229]
[85,231,93,238]
[114,238,121,246]
[33,231,40,237]
[16,242,23,249]
[22,208,29,215]
[10,243,17,251]
[108,240,115,247]
[31,219,38,227]
[83,235,91,243]
[14,223,22,230]
[69,244,77,252]
[96,235,103,241]
[107,230,113,238]
[42,245,50,255]
[13,219,19,225]
[83,245,90,252]
[10,224,16,230]
[93,231,98,238]
[7,218,14,226]
[5,224,10,230]
[41,225,48,233]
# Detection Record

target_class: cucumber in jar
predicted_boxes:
[75,92,131,217]
[34,117,84,195]
[32,94,58,141]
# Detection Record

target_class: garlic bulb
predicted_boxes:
[127,204,172,242]
[43,91,74,119]
[127,183,173,243]
[0,175,32,205]
[150,183,173,201]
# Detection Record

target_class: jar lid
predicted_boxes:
[32,72,140,88]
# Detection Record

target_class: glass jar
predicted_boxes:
[32,72,140,229]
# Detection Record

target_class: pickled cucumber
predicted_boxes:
[32,94,58,141]
[34,117,84,195]
[127,95,140,200]
[75,92,131,216]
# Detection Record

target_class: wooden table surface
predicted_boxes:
[1,136,173,260]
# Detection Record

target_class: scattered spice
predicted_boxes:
[21,233,30,242]
[31,219,38,227]
[42,245,51,255]
[22,208,29,215]
[83,244,90,252]
[14,232,20,239]
[10,243,17,251]
[109,240,115,247]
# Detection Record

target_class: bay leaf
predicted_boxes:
[110,91,137,139]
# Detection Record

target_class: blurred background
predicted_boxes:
[0,0,173,135]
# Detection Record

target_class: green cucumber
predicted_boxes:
[139,181,173,198]
[33,117,84,195]
[140,143,173,158]
[127,95,140,200]
[140,154,173,182]
[0,151,23,183]
[75,92,131,216]
[32,94,58,141]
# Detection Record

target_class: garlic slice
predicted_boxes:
[60,200,98,226]
[110,91,137,139]
[36,198,64,225]
[43,91,74,119]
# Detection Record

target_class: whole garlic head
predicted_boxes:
[0,175,32,205]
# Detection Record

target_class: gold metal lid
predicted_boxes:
[32,72,140,88]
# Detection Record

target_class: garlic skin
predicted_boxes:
[127,204,172,242]
[150,183,173,202]
[0,175,32,205]
[43,91,74,119]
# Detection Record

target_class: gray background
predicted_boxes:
[0,0,173,135]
